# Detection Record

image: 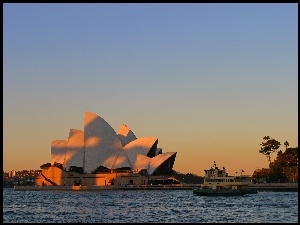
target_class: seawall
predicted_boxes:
[13,184,201,191]
[13,183,298,192]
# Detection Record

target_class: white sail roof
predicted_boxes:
[118,124,137,146]
[50,111,177,175]
[147,152,177,175]
[84,112,124,173]
[51,140,68,166]
[66,129,84,170]
[111,136,158,170]
[135,152,177,175]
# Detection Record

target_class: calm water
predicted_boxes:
[3,188,298,223]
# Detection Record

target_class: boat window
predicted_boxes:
[206,179,223,182]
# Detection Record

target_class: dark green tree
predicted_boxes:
[268,164,288,183]
[269,147,298,182]
[284,141,289,150]
[259,136,281,164]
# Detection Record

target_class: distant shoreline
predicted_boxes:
[11,183,298,192]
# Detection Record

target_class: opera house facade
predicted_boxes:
[35,112,179,187]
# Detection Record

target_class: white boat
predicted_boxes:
[193,162,257,196]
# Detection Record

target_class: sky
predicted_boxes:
[3,3,298,176]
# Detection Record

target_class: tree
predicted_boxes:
[268,163,288,183]
[284,141,289,150]
[259,136,281,164]
[269,147,298,182]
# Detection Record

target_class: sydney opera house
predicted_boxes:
[35,112,180,187]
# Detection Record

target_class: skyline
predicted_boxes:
[3,3,298,176]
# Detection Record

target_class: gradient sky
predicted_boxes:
[3,3,298,176]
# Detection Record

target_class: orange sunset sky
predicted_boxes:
[3,3,298,176]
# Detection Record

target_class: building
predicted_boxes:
[36,112,179,187]
[9,170,16,178]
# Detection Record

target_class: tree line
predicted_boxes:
[254,136,298,183]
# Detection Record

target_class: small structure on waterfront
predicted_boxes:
[35,112,179,187]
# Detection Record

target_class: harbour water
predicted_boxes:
[3,188,298,223]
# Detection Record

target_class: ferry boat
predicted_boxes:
[193,162,258,196]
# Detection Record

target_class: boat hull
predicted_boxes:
[193,188,244,196]
[239,189,258,195]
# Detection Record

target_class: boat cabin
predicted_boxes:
[202,162,252,188]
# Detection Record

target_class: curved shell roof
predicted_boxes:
[118,124,137,146]
[147,152,177,175]
[123,137,158,162]
[135,152,177,174]
[66,129,84,170]
[112,136,158,169]
[51,140,68,165]
[50,112,177,175]
[84,112,124,173]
